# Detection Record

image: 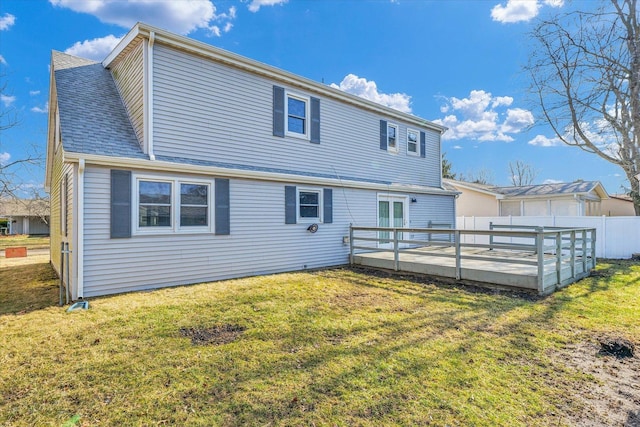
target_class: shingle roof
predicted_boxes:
[52,51,146,159]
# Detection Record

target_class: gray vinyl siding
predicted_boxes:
[152,44,441,188]
[82,166,380,297]
[28,217,50,235]
[48,146,76,297]
[110,40,144,147]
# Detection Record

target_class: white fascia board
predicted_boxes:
[64,152,458,197]
[103,23,446,134]
[44,60,58,191]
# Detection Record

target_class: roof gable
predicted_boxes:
[52,51,146,159]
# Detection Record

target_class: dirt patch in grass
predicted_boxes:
[552,336,640,427]
[179,324,246,345]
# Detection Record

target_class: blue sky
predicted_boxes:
[0,0,629,196]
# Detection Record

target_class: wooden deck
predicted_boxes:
[350,226,596,295]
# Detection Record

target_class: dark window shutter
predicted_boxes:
[273,86,285,137]
[380,120,387,150]
[323,188,333,224]
[111,170,131,238]
[285,185,297,224]
[310,97,320,144]
[215,178,230,235]
[420,131,426,158]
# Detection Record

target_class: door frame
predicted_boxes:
[376,194,410,248]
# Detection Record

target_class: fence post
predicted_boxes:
[581,229,587,273]
[570,230,576,280]
[455,230,461,280]
[555,232,562,287]
[537,230,545,295]
[349,225,354,265]
[591,228,597,267]
[489,221,494,248]
[393,228,399,271]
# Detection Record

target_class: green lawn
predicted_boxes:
[0,235,50,250]
[0,260,638,426]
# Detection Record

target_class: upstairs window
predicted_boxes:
[407,128,419,156]
[286,93,309,138]
[387,123,398,152]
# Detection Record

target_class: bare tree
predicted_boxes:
[1,73,44,201]
[509,160,538,186]
[459,168,495,185]
[527,0,640,214]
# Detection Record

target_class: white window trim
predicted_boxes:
[297,187,323,223]
[132,173,214,235]
[406,128,419,156]
[387,123,399,153]
[285,91,310,140]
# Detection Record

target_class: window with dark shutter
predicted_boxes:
[323,188,333,224]
[310,97,320,144]
[285,185,297,224]
[380,120,387,150]
[215,179,230,235]
[273,86,285,137]
[111,170,132,238]
[420,131,426,158]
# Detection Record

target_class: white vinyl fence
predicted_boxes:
[457,216,640,259]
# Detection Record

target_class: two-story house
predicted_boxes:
[45,23,457,299]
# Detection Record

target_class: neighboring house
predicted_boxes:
[0,199,50,236]
[602,194,636,216]
[444,179,609,217]
[45,23,457,299]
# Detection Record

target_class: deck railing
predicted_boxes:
[349,225,596,294]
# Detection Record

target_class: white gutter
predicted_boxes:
[77,159,85,299]
[63,152,458,197]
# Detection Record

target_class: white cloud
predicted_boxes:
[64,34,122,61]
[31,102,49,114]
[248,0,288,13]
[50,0,236,36]
[1,94,16,107]
[29,90,41,96]
[528,134,562,147]
[501,108,534,133]
[330,74,412,113]
[0,13,15,31]
[0,54,6,65]
[0,152,10,166]
[434,90,533,142]
[491,0,563,24]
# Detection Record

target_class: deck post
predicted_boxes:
[536,230,545,294]
[570,230,576,280]
[489,222,494,249]
[455,230,461,280]
[349,226,354,265]
[591,228,597,267]
[581,229,587,272]
[393,228,399,271]
[555,232,562,287]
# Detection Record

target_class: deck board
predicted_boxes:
[352,246,593,294]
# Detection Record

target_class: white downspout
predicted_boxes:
[77,159,85,299]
